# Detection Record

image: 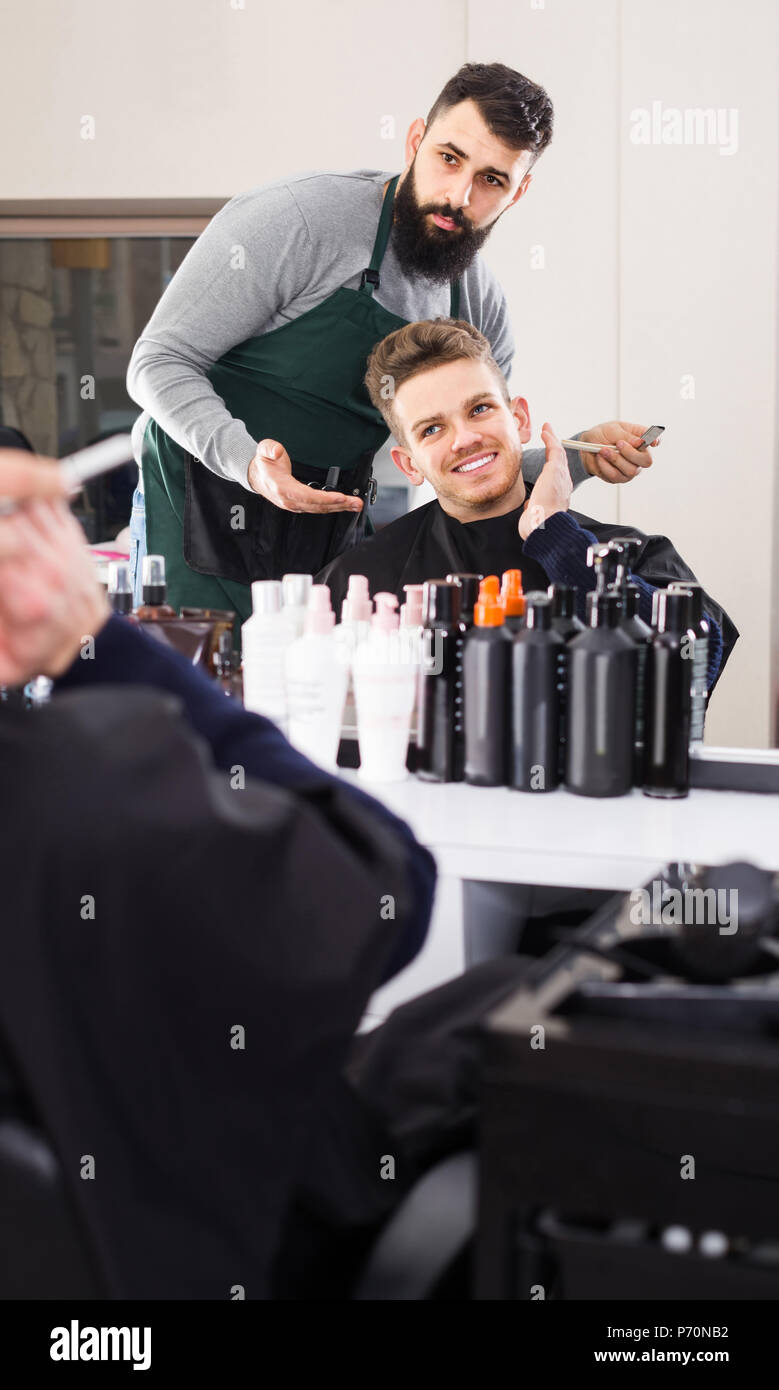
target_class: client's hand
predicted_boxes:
[0,451,110,683]
[578,420,661,483]
[519,423,572,541]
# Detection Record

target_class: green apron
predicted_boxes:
[141,174,461,624]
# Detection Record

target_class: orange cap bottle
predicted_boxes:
[474,576,504,627]
[500,569,526,622]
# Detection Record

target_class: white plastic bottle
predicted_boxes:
[281,573,313,641]
[285,586,349,767]
[241,580,295,730]
[352,592,417,783]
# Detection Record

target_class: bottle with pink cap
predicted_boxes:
[352,592,417,783]
[284,585,349,768]
[334,574,374,657]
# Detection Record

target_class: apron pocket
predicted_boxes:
[184,454,370,584]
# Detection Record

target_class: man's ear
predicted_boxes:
[391,444,426,486]
[404,118,426,166]
[508,172,533,208]
[511,395,532,446]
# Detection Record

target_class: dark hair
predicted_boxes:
[365,318,510,447]
[425,62,553,162]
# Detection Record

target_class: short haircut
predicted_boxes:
[425,61,553,163]
[364,318,511,447]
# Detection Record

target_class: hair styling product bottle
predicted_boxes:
[511,591,564,793]
[547,583,585,778]
[668,581,710,746]
[566,591,637,797]
[446,573,483,629]
[242,580,294,729]
[417,579,466,782]
[463,577,512,787]
[643,588,695,799]
[134,555,177,619]
[108,561,134,615]
[607,580,653,783]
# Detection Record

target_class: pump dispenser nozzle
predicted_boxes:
[499,568,524,614]
[400,584,424,628]
[304,584,336,635]
[474,576,504,627]
[372,591,400,633]
[342,574,373,625]
[586,543,621,593]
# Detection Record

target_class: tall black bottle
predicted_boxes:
[464,577,512,786]
[668,581,710,746]
[547,584,584,779]
[643,588,695,799]
[511,592,564,792]
[446,573,483,629]
[566,591,637,797]
[417,579,466,782]
[607,580,653,782]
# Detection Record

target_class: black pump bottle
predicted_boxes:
[417,579,466,782]
[607,580,653,782]
[511,592,564,792]
[566,591,637,797]
[464,577,512,787]
[547,583,584,778]
[643,588,695,799]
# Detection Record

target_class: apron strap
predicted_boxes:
[360,175,400,294]
[361,174,462,319]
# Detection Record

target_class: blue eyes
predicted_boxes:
[422,404,491,438]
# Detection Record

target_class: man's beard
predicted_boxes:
[390,156,496,286]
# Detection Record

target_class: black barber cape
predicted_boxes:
[0,687,417,1299]
[319,500,739,689]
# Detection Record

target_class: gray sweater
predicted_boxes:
[128,168,587,493]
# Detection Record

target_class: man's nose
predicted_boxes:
[450,419,483,452]
[445,174,473,212]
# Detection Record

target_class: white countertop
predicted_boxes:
[347,775,779,890]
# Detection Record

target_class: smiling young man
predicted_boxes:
[317,319,738,693]
[128,61,658,619]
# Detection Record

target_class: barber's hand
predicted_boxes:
[577,421,661,483]
[0,487,110,684]
[519,423,572,541]
[248,439,364,514]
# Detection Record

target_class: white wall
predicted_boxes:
[475,0,778,747]
[1,0,777,744]
[0,0,466,198]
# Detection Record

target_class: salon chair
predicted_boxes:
[0,1029,472,1301]
[0,1035,106,1298]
